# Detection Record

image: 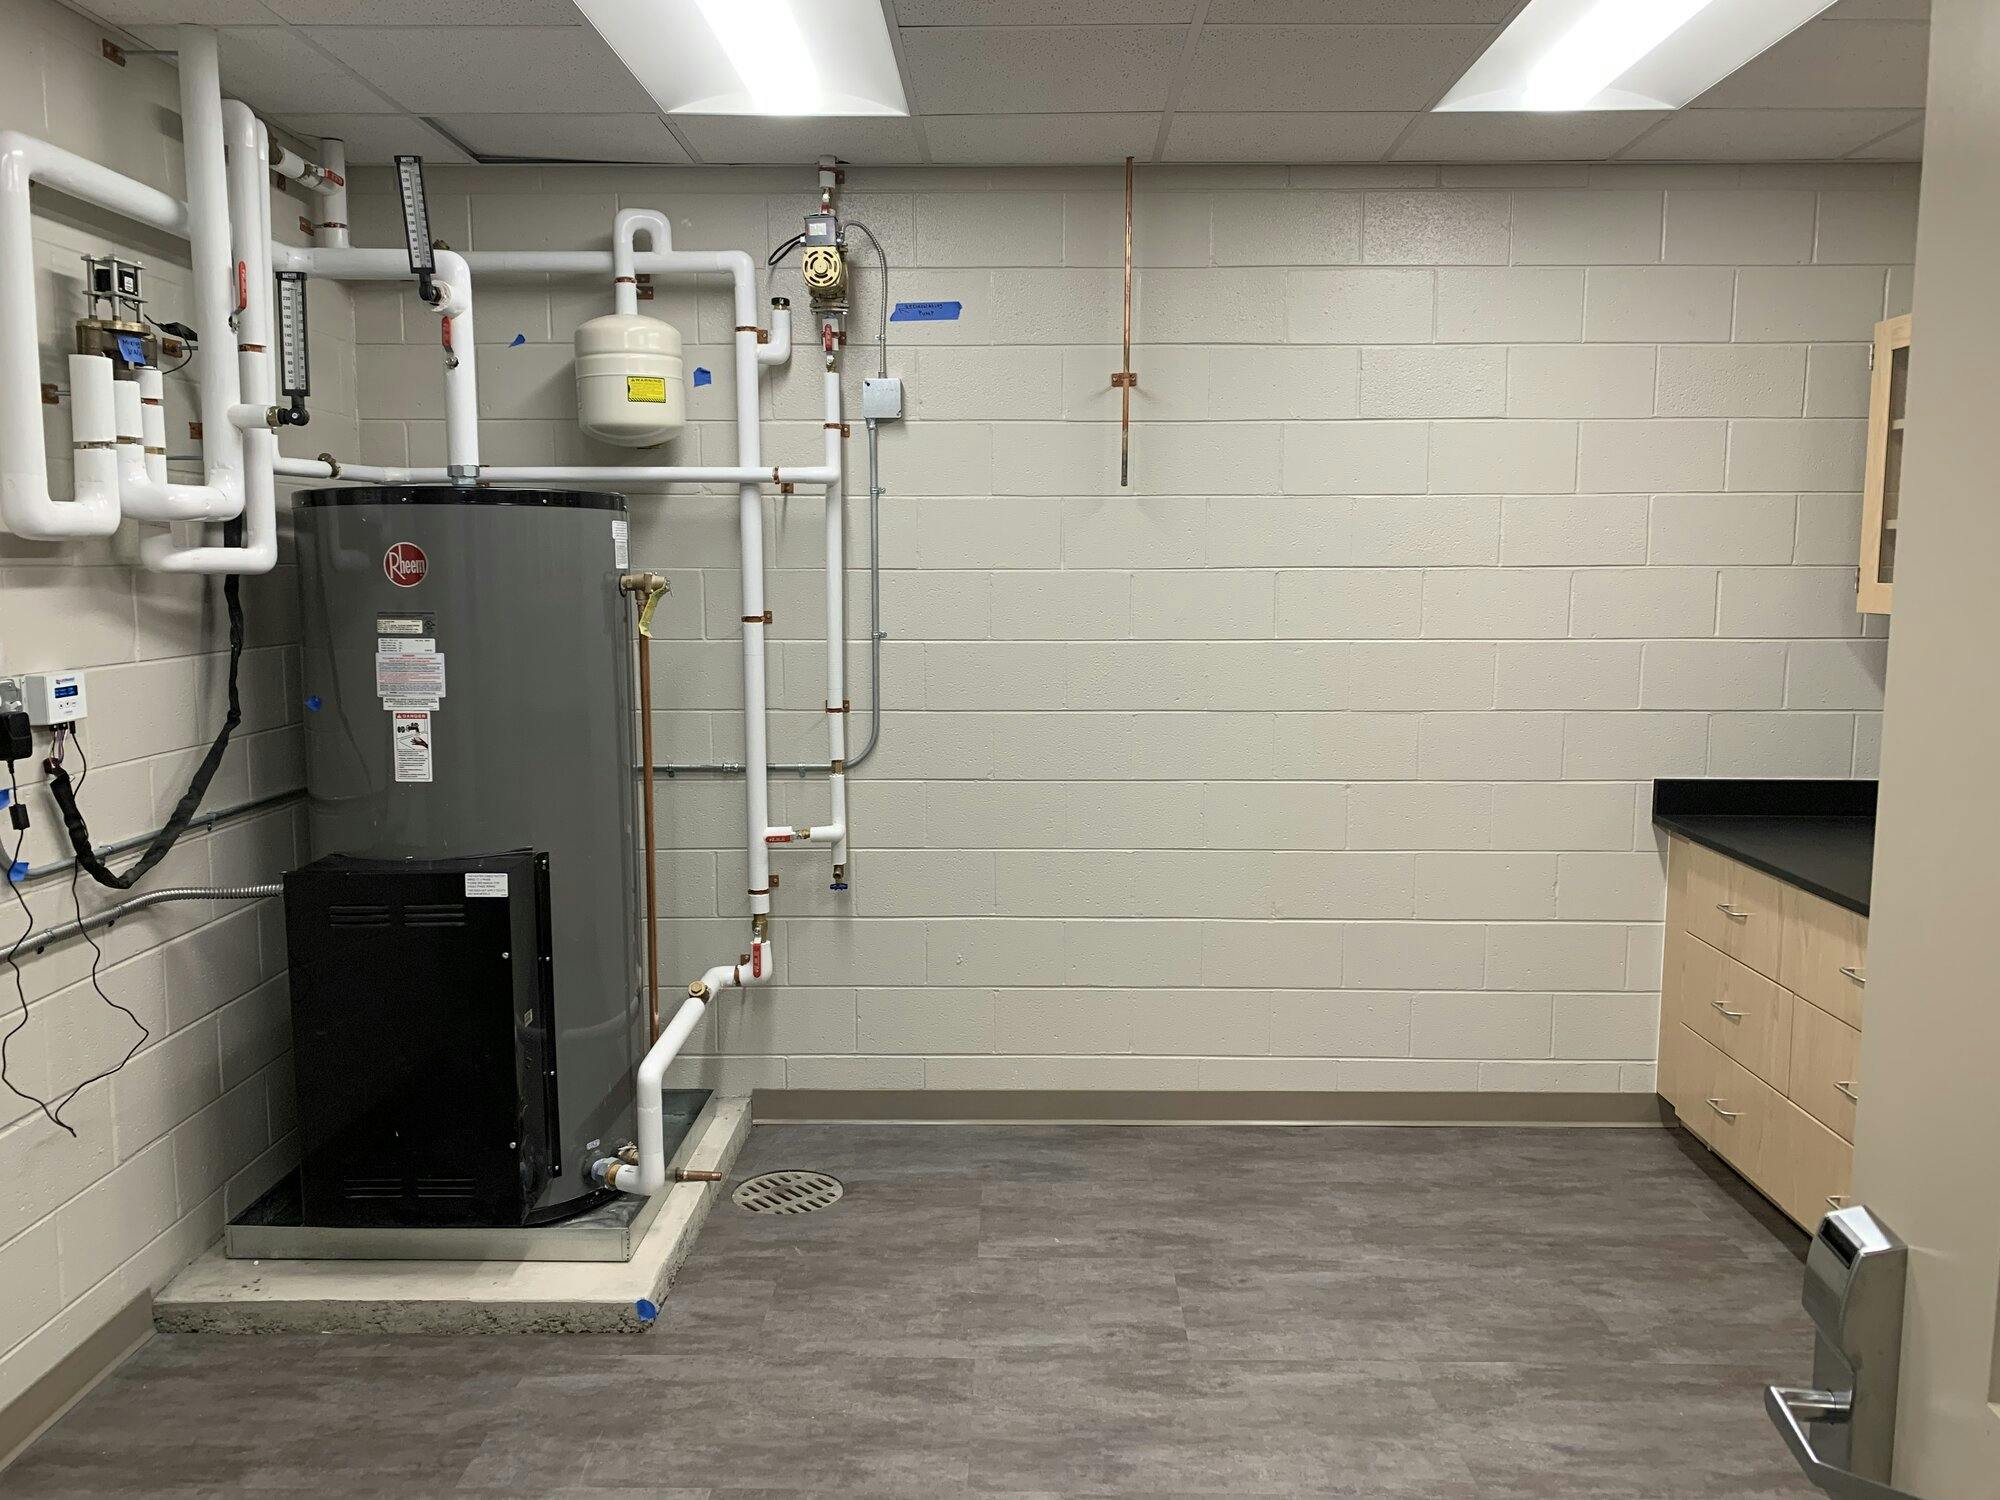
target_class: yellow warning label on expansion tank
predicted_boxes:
[626,375,668,403]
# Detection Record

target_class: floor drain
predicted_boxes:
[733,1170,845,1215]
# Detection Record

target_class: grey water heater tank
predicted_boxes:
[292,485,642,1224]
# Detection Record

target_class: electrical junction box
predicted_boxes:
[862,377,903,421]
[24,671,86,726]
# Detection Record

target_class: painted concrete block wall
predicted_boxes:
[348,159,1910,1097]
[0,0,350,1425]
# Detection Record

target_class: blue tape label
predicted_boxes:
[8,860,27,884]
[891,300,962,323]
[116,333,147,364]
[692,367,712,387]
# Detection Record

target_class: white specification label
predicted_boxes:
[376,650,446,701]
[376,636,436,655]
[391,710,433,783]
[612,517,629,569]
[381,696,440,711]
[464,872,509,898]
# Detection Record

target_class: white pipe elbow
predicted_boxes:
[612,207,672,318]
[757,298,792,367]
[0,355,123,540]
[114,374,236,523]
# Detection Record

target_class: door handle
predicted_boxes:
[1835,1080,1860,1103]
[1766,1386,1918,1500]
[1705,1097,1741,1120]
[1716,903,1752,920]
[1711,999,1745,1020]
[1839,965,1867,985]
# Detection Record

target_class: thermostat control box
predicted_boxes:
[24,670,86,726]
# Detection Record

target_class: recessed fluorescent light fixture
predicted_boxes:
[1435,0,1840,112]
[573,0,908,117]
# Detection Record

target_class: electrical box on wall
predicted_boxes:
[24,670,86,726]
[861,377,903,421]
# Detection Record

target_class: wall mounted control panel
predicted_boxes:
[24,670,86,726]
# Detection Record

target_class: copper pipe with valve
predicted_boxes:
[620,571,670,1042]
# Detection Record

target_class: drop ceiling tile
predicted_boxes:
[1623,110,1922,161]
[673,116,926,166]
[1695,19,1929,110]
[1178,25,1494,112]
[301,25,654,114]
[274,112,472,164]
[1205,0,1516,19]
[438,114,691,164]
[1163,112,1410,162]
[266,0,581,20]
[1822,0,1927,16]
[925,112,1160,164]
[900,25,1185,114]
[1392,111,1668,162]
[172,25,399,113]
[1848,114,1924,158]
[89,0,278,21]
[894,0,1195,20]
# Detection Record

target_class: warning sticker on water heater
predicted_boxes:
[376,649,446,702]
[626,375,667,404]
[612,517,629,568]
[391,711,433,783]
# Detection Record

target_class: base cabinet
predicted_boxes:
[1660,838,1866,1231]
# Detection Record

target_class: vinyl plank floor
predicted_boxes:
[4,1123,1817,1498]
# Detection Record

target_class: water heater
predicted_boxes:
[291,485,644,1226]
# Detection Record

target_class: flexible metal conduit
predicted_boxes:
[16,883,280,953]
[16,787,304,886]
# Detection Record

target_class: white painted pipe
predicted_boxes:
[317,138,348,248]
[0,130,183,538]
[275,245,480,475]
[140,94,277,574]
[269,141,340,195]
[114,371,233,522]
[757,298,791,368]
[611,207,670,318]
[822,349,849,871]
[597,937,774,1197]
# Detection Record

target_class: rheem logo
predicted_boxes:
[383,542,428,587]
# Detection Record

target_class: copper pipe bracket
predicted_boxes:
[741,611,772,624]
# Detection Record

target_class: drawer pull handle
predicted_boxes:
[1825,1195,1848,1210]
[1838,965,1866,985]
[1705,1097,1742,1121]
[1715,903,1751,921]
[1710,1000,1745,1021]
[1834,1080,1860,1103]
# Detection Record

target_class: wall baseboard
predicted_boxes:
[753,1088,1669,1126]
[0,1294,152,1477]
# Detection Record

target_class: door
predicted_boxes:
[1835,3,2000,1494]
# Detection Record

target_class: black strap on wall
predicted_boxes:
[48,528,247,890]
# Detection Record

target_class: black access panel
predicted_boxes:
[283,850,558,1227]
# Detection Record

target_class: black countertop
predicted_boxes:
[1651,780,1877,916]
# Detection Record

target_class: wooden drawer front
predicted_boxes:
[1677,1027,1776,1173]
[1780,885,1869,1029]
[1789,1000,1861,1142]
[1679,934,1794,1093]
[1768,1097,1856,1231]
[1659,1011,1700,1113]
[1683,844,1785,980]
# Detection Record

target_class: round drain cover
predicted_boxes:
[733,1170,845,1215]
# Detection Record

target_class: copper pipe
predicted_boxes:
[674,1169,725,1183]
[1120,154,1134,488]
[621,572,670,1044]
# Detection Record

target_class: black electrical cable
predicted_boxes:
[49,732,148,1129]
[47,520,246,890]
[0,762,70,1136]
[767,232,805,267]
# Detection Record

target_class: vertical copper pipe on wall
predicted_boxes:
[623,573,670,1044]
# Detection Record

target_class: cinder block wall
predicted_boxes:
[351,158,1910,1098]
[0,0,351,1426]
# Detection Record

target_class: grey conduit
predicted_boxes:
[15,883,281,954]
[18,787,305,887]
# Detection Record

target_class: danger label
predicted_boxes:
[625,375,667,404]
[391,711,432,783]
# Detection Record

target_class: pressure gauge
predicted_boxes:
[394,154,438,303]
[274,270,311,426]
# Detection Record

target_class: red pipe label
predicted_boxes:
[234,261,247,311]
[765,832,792,843]
[751,942,764,979]
[440,316,454,351]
